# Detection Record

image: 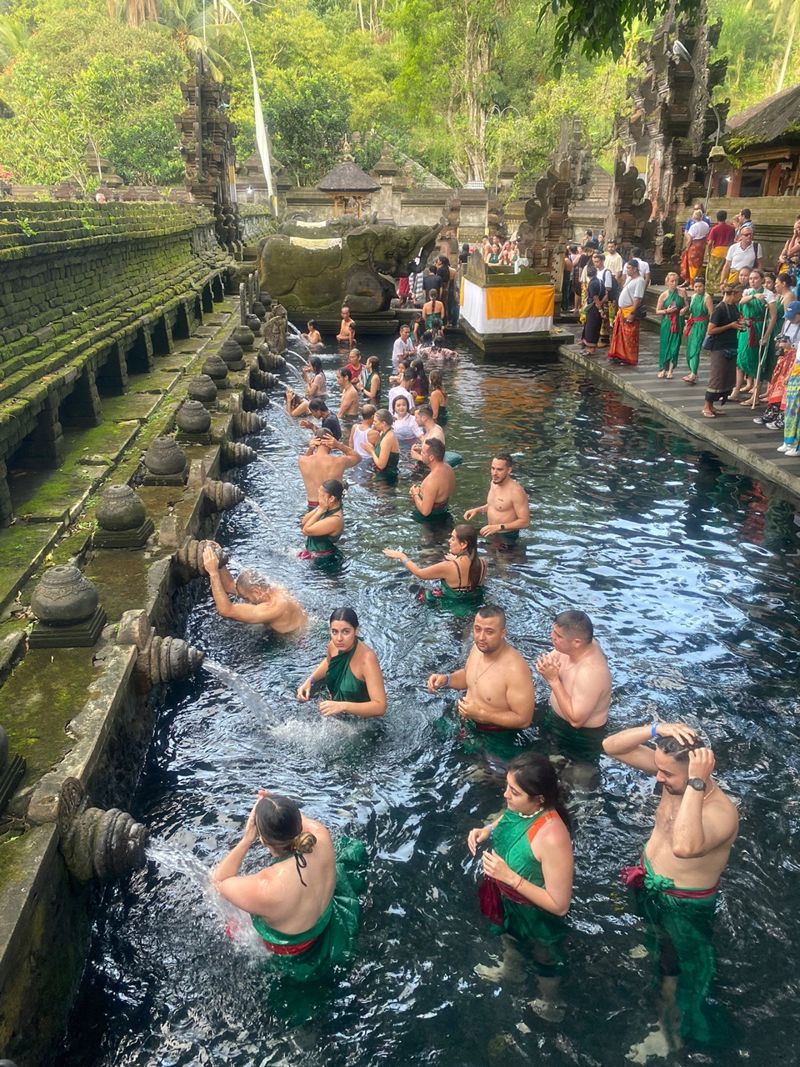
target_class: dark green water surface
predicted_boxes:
[59,339,800,1065]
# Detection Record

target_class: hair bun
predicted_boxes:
[292,831,317,855]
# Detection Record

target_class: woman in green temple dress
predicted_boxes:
[212,792,366,981]
[468,752,573,1000]
[383,523,486,616]
[296,607,387,718]
[681,277,714,384]
[656,273,686,378]
[731,269,774,400]
[298,479,343,560]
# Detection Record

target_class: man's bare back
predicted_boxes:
[298,444,358,502]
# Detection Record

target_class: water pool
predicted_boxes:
[59,340,800,1066]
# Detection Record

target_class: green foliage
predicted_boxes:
[0,0,792,193]
[0,0,186,185]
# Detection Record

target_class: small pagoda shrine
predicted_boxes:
[317,141,379,219]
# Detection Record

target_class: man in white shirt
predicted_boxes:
[391,324,416,371]
[631,247,650,286]
[723,231,764,285]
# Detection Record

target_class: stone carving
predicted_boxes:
[242,386,269,411]
[187,375,218,406]
[257,346,286,372]
[58,777,148,882]
[203,479,245,510]
[31,566,99,625]
[176,400,212,436]
[135,633,205,687]
[201,352,230,383]
[232,410,266,437]
[96,485,147,532]
[221,441,258,467]
[260,222,440,314]
[249,365,279,391]
[174,537,229,578]
[219,338,246,369]
[143,436,187,477]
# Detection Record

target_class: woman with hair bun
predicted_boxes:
[296,607,387,717]
[383,523,486,614]
[212,790,365,978]
[467,752,573,990]
[298,479,344,559]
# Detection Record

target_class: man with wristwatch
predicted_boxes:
[602,721,739,1049]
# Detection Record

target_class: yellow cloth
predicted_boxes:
[485,285,554,321]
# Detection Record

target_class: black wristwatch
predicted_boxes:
[687,778,706,792]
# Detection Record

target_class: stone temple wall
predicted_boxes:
[0,201,231,526]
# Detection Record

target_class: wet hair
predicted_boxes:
[320,478,343,501]
[375,407,393,427]
[235,569,270,598]
[312,427,328,440]
[411,360,429,394]
[308,398,329,414]
[307,319,317,329]
[422,330,434,343]
[361,403,376,419]
[366,356,379,371]
[716,210,727,222]
[452,523,482,588]
[476,603,506,627]
[554,609,594,644]
[416,403,433,419]
[254,794,317,885]
[428,289,439,300]
[493,451,513,467]
[308,355,323,374]
[424,437,445,461]
[656,734,706,764]
[338,367,353,382]
[329,606,359,627]
[507,752,573,835]
[429,369,444,393]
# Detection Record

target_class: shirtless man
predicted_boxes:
[603,722,738,1053]
[535,610,611,762]
[409,438,455,519]
[202,547,307,634]
[298,430,359,508]
[464,452,530,543]
[336,367,360,419]
[426,604,534,734]
[336,306,356,344]
[409,403,444,462]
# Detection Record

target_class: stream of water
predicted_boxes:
[59,337,800,1066]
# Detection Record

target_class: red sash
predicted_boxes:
[682,315,708,338]
[260,936,318,955]
[477,811,559,922]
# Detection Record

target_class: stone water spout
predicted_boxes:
[242,386,269,411]
[202,479,245,511]
[249,364,279,391]
[221,441,257,467]
[57,777,148,882]
[173,537,229,579]
[231,410,266,437]
[257,345,286,372]
[117,609,205,687]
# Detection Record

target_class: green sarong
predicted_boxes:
[481,808,566,972]
[326,639,370,704]
[539,704,606,762]
[684,293,709,377]
[423,581,483,617]
[251,837,366,981]
[658,291,684,370]
[302,504,341,557]
[628,851,722,1045]
[412,500,451,523]
[737,291,768,378]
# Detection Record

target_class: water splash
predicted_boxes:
[146,837,262,955]
[204,659,281,722]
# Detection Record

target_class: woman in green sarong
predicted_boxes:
[731,268,773,400]
[681,277,714,384]
[383,523,487,615]
[362,408,400,482]
[296,607,387,718]
[655,273,686,378]
[298,479,343,559]
[468,753,573,1001]
[213,792,366,982]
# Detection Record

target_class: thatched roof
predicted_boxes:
[725,83,800,149]
[318,159,379,193]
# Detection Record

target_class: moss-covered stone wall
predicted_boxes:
[0,200,230,525]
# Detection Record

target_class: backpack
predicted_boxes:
[606,270,621,304]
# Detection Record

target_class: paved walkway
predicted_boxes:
[559,324,800,503]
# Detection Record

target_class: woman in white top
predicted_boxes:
[390,396,419,442]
